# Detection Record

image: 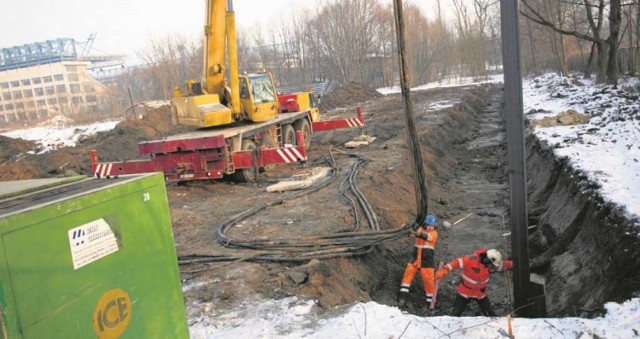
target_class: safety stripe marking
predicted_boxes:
[461,273,489,285]
[276,149,292,163]
[415,244,435,249]
[290,147,305,160]
[459,291,485,299]
[95,163,113,177]
[346,118,364,128]
[283,148,296,161]
[276,147,306,163]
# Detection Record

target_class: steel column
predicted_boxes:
[500,0,543,317]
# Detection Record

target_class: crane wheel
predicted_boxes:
[294,119,311,149]
[282,124,296,146]
[260,133,277,149]
[234,139,259,182]
[260,133,277,170]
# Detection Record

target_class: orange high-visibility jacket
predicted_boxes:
[442,248,512,299]
[410,226,438,268]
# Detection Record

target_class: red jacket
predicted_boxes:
[438,248,512,299]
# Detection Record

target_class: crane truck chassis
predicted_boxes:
[91,107,365,183]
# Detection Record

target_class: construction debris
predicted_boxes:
[345,134,376,148]
[266,167,332,192]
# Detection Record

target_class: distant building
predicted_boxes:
[0,38,122,125]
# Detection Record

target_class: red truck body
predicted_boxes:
[92,108,364,183]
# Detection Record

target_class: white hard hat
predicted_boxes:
[487,249,502,266]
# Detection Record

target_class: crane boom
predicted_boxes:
[203,0,226,98]
[171,0,277,128]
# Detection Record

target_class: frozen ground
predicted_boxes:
[381,73,640,219]
[188,296,640,338]
[523,74,640,219]
[0,116,120,154]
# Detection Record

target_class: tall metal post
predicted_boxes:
[392,0,429,222]
[500,0,543,317]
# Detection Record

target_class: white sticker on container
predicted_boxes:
[68,218,119,270]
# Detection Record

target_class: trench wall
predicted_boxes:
[526,133,640,316]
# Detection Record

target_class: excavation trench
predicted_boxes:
[356,84,640,318]
[177,84,640,320]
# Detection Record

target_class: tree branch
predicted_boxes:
[520,0,606,44]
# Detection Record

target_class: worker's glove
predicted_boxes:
[435,268,448,280]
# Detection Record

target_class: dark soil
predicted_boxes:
[2,84,639,321]
[177,85,519,319]
[0,136,35,162]
[319,82,383,112]
[527,134,640,316]
[0,108,191,180]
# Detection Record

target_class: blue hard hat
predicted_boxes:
[425,214,437,225]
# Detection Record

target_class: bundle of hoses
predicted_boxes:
[178,151,414,265]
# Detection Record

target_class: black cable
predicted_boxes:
[178,152,411,265]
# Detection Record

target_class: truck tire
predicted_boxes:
[282,124,296,146]
[294,119,311,149]
[260,133,277,149]
[235,139,259,182]
[260,133,277,170]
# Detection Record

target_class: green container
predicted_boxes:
[0,174,188,339]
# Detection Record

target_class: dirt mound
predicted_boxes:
[0,107,192,181]
[0,161,43,181]
[0,136,35,162]
[320,82,383,111]
[531,109,591,127]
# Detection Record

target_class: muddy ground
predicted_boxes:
[2,83,639,321]
[172,83,640,320]
[174,84,519,320]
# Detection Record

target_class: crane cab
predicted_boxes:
[170,72,279,128]
[239,72,279,122]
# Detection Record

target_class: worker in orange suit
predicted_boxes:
[399,214,439,305]
[436,248,513,316]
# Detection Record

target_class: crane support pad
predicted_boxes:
[312,109,364,132]
[232,145,307,169]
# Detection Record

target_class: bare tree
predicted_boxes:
[452,0,473,79]
[313,0,385,84]
[433,0,455,82]
[451,0,499,80]
[136,35,201,99]
[607,0,623,83]
[521,0,625,84]
[403,3,436,85]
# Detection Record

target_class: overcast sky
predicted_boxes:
[0,0,445,64]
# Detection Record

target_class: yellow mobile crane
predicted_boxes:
[171,0,278,127]
[91,0,364,183]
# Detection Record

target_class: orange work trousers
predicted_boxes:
[399,263,435,302]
